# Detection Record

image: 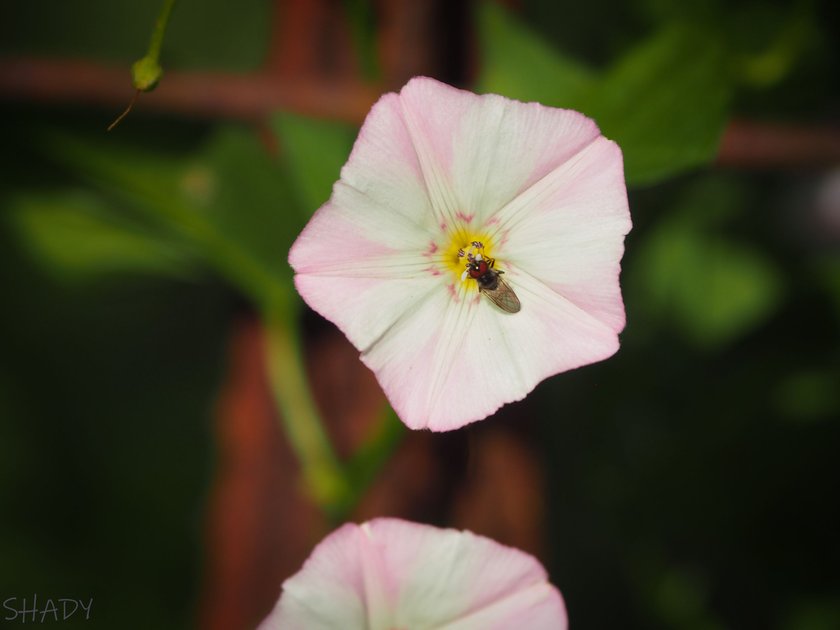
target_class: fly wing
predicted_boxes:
[479,276,521,313]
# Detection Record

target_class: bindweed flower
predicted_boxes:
[259,518,567,630]
[290,77,631,431]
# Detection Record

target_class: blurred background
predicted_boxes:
[1,0,839,628]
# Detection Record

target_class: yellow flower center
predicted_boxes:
[439,228,497,285]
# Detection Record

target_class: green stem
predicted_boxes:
[343,0,381,82]
[132,0,177,91]
[343,405,405,509]
[147,0,177,63]
[263,306,351,515]
[109,0,177,129]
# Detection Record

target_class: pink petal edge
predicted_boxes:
[260,518,567,630]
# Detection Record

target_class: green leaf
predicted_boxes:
[655,234,782,347]
[630,177,784,349]
[8,190,195,282]
[0,0,270,72]
[477,2,596,106]
[773,369,840,424]
[343,0,381,81]
[476,3,732,186]
[270,113,356,214]
[195,126,301,277]
[42,128,296,310]
[586,25,731,185]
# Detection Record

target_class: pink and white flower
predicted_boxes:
[259,518,567,630]
[290,77,631,431]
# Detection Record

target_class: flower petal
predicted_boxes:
[260,518,567,630]
[359,289,477,430]
[289,192,432,279]
[400,77,602,225]
[289,93,446,277]
[493,136,631,332]
[368,519,566,630]
[439,582,566,630]
[293,272,443,376]
[337,87,452,236]
[359,264,621,431]
[258,523,370,630]
[290,77,630,431]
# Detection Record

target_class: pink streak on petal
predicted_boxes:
[289,204,401,276]
[397,77,471,186]
[346,92,424,184]
[335,91,439,235]
[357,522,399,628]
[364,518,567,629]
[447,283,460,301]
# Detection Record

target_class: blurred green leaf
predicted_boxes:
[652,568,723,630]
[584,25,730,185]
[165,0,270,71]
[195,126,301,276]
[477,1,596,106]
[781,597,840,630]
[0,0,270,71]
[270,112,356,213]
[8,190,195,281]
[630,178,784,349]
[477,3,731,186]
[341,405,405,513]
[643,231,782,348]
[733,4,813,88]
[773,369,840,423]
[343,0,381,81]
[43,128,297,310]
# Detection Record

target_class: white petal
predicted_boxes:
[259,524,371,630]
[261,519,567,629]
[289,193,432,279]
[395,78,468,228]
[359,288,479,430]
[338,91,440,234]
[359,266,619,431]
[400,77,601,226]
[439,582,567,630]
[492,136,631,332]
[293,273,444,379]
[366,519,564,629]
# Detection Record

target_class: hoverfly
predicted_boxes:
[460,242,521,313]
